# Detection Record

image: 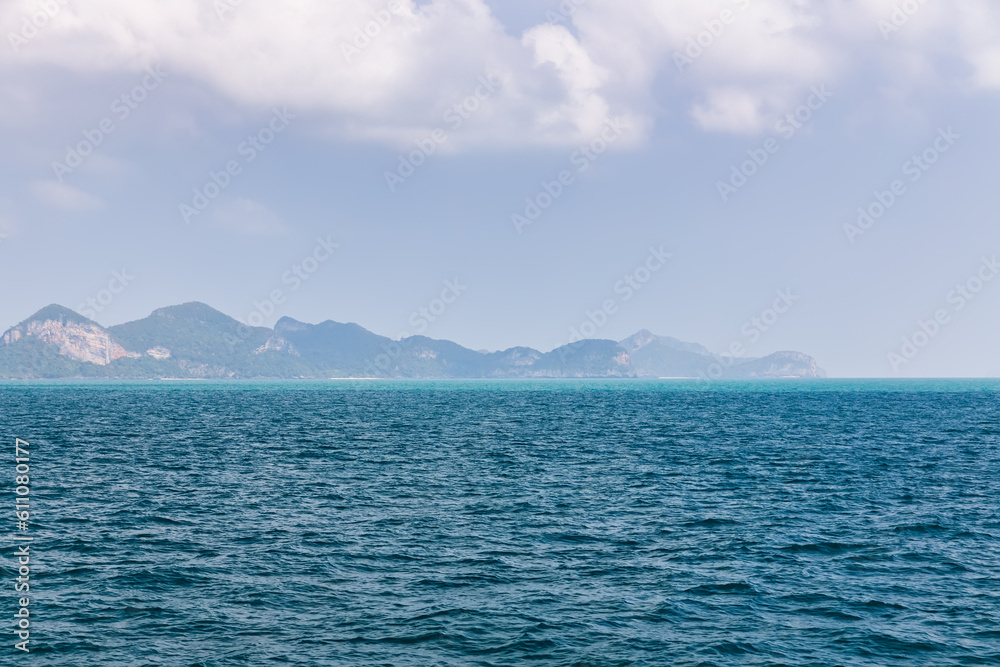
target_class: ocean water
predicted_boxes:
[2,379,1000,665]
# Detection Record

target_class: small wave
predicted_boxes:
[780,541,872,554]
[893,523,950,534]
[685,581,758,595]
[683,518,739,527]
[371,631,451,645]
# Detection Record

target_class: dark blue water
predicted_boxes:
[2,379,1000,665]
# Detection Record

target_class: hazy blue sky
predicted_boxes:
[1,0,999,377]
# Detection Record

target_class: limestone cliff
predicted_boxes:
[252,335,296,355]
[0,305,136,366]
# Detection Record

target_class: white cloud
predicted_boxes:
[973,48,1000,88]
[0,0,998,145]
[28,180,104,211]
[522,24,610,138]
[689,88,763,135]
[213,197,286,236]
[0,0,627,148]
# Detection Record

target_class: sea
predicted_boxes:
[1,379,999,665]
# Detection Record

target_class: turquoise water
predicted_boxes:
[2,379,999,665]
[7,377,1000,391]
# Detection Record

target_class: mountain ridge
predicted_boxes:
[0,302,827,380]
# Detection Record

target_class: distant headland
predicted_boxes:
[0,302,825,380]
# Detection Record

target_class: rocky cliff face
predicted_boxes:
[253,335,296,355]
[1,318,135,366]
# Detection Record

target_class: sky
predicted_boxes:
[1,0,999,377]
